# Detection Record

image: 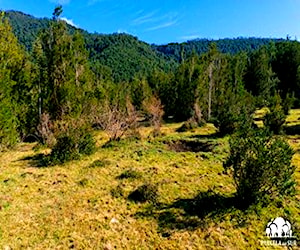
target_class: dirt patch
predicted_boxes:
[167,139,216,153]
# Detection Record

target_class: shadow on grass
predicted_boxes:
[166,139,217,153]
[189,132,225,140]
[135,190,250,235]
[19,153,49,167]
[284,124,300,135]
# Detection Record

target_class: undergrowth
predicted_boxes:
[0,119,298,249]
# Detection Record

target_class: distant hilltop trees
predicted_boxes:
[6,10,288,83]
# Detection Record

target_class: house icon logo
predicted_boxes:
[261,217,297,246]
[265,217,292,238]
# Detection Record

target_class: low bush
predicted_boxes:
[213,92,255,136]
[282,93,295,115]
[176,118,199,132]
[111,185,124,198]
[47,128,96,165]
[224,128,295,208]
[36,113,55,146]
[88,159,109,168]
[95,99,140,141]
[78,132,96,155]
[117,169,142,180]
[264,110,286,134]
[128,183,158,203]
[50,135,79,164]
[264,93,287,134]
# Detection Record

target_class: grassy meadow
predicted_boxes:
[0,111,299,249]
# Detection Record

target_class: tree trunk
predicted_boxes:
[208,63,213,120]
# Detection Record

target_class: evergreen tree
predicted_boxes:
[0,13,30,149]
[244,46,278,106]
[130,77,152,111]
[33,6,93,122]
[272,41,300,106]
[264,93,286,134]
[173,53,202,120]
[212,53,254,135]
[147,70,175,118]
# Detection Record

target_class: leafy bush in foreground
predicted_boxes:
[224,128,295,207]
[47,128,96,165]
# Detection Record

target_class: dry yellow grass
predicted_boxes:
[0,117,299,249]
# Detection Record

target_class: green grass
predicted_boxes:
[0,117,299,249]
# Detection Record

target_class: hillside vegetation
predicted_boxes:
[0,6,300,248]
[0,113,299,249]
[6,10,287,82]
[152,37,286,62]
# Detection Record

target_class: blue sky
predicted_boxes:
[1,0,300,44]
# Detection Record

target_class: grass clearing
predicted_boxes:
[0,117,299,249]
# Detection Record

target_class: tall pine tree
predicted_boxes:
[33,6,93,122]
[0,12,30,149]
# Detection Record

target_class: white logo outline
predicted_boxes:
[265,217,293,238]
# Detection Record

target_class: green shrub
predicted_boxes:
[213,112,241,135]
[213,93,255,136]
[50,135,79,164]
[78,132,96,155]
[117,169,142,180]
[88,159,109,168]
[264,93,287,134]
[128,183,158,203]
[176,119,199,132]
[0,104,19,151]
[224,128,295,208]
[48,128,96,165]
[282,93,295,115]
[111,185,124,198]
[264,109,286,134]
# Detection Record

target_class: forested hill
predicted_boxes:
[6,10,287,81]
[83,33,177,82]
[153,37,286,62]
[5,10,176,82]
[5,11,50,51]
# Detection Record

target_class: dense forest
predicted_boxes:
[152,37,287,62]
[2,7,300,150]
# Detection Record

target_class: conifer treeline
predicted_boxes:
[1,7,300,149]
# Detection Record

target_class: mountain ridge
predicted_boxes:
[5,10,289,82]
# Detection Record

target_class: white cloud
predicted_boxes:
[133,11,180,31]
[132,10,158,25]
[147,20,178,31]
[117,29,128,34]
[50,0,71,5]
[60,17,78,27]
[180,35,200,41]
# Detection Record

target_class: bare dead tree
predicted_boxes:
[95,99,139,141]
[143,95,164,136]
